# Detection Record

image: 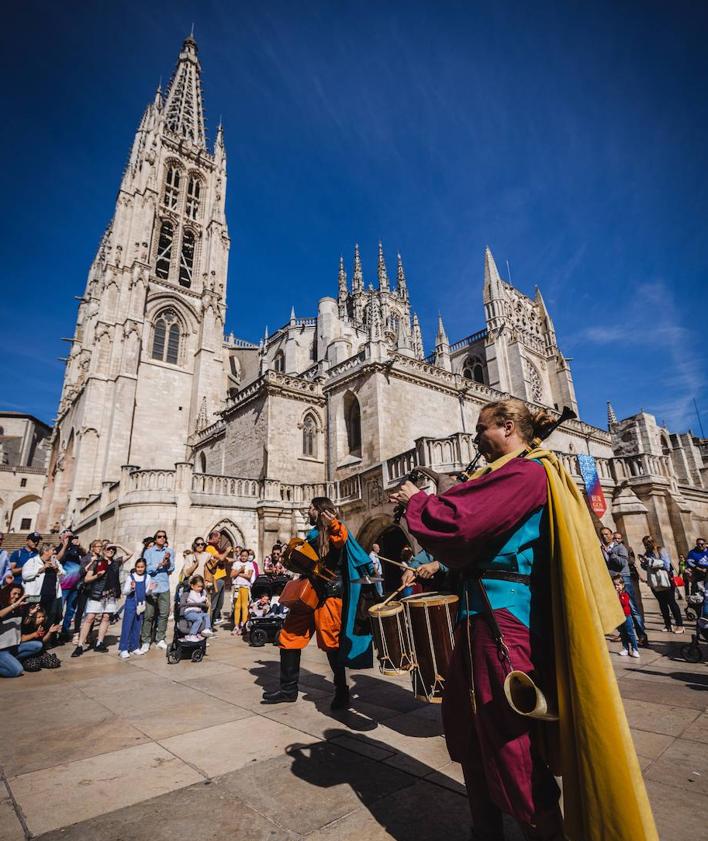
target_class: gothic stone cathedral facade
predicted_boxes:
[38,37,708,566]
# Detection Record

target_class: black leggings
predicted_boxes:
[74,589,90,634]
[653,588,683,630]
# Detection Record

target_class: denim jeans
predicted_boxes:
[184,609,211,636]
[618,615,638,651]
[0,641,44,678]
[62,588,79,633]
[621,574,645,636]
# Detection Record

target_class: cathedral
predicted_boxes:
[37,36,707,573]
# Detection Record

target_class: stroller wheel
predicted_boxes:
[167,644,181,664]
[191,647,204,663]
[680,642,702,663]
[250,628,268,647]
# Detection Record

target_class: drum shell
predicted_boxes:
[403,594,458,703]
[368,601,413,676]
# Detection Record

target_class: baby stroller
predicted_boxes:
[245,575,287,647]
[166,581,207,664]
[680,587,708,663]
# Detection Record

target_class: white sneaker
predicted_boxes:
[214,618,226,626]
[618,649,629,657]
[185,634,201,642]
[630,649,640,658]
[201,629,214,637]
[136,643,150,655]
[156,640,168,650]
[120,651,130,660]
[129,649,142,656]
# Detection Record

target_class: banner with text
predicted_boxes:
[577,453,607,518]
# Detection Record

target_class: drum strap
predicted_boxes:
[468,574,514,669]
[479,570,530,584]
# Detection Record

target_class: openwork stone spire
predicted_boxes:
[377,241,390,291]
[412,313,424,359]
[607,401,618,428]
[396,252,408,300]
[338,256,348,299]
[352,243,363,292]
[164,34,206,147]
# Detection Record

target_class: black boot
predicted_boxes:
[262,649,300,703]
[327,649,350,710]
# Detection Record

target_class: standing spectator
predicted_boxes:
[248,548,260,579]
[0,584,43,677]
[231,548,254,636]
[181,537,211,580]
[368,543,384,596]
[677,554,687,601]
[55,531,84,640]
[9,532,41,584]
[205,530,231,626]
[612,574,640,658]
[21,543,66,626]
[0,533,11,584]
[118,557,148,659]
[138,529,174,653]
[686,537,708,595]
[640,535,685,634]
[608,531,648,646]
[73,541,102,643]
[72,543,122,656]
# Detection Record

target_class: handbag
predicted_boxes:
[673,574,685,588]
[648,566,671,591]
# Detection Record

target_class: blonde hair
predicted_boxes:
[480,399,556,445]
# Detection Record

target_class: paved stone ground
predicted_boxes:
[1,589,706,841]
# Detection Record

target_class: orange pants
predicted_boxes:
[278,597,342,651]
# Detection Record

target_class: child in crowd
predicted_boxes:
[249,593,271,618]
[118,558,149,659]
[182,575,213,642]
[613,574,640,658]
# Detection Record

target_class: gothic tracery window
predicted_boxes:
[186,175,202,220]
[526,360,544,403]
[152,309,181,365]
[462,355,485,384]
[273,351,285,373]
[156,221,174,279]
[302,414,317,457]
[163,164,182,209]
[179,229,195,287]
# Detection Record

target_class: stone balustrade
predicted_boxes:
[128,469,176,492]
[385,448,417,484]
[192,474,260,497]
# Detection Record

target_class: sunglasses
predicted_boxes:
[195,542,206,547]
[156,534,167,539]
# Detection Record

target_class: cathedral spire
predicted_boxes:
[607,401,618,428]
[435,314,449,347]
[396,252,408,300]
[368,290,383,341]
[377,241,390,291]
[412,313,424,359]
[338,256,348,300]
[164,33,206,148]
[483,246,503,302]
[352,243,363,292]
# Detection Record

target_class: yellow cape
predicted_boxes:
[473,447,658,841]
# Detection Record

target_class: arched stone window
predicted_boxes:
[199,452,207,473]
[660,434,671,456]
[344,392,362,457]
[151,308,181,365]
[273,351,285,373]
[163,164,182,210]
[185,174,202,220]
[462,355,485,384]
[179,229,196,287]
[156,221,174,279]
[302,414,317,458]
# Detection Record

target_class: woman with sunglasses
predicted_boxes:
[181,537,211,581]
[138,530,174,653]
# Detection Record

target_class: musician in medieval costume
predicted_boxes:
[390,399,657,841]
[262,497,374,710]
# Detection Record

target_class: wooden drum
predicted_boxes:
[368,601,414,676]
[402,593,458,703]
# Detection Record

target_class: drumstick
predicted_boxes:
[377,554,415,571]
[379,581,410,608]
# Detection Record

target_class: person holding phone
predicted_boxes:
[138,529,174,653]
[0,583,43,677]
[72,542,122,656]
[21,543,66,627]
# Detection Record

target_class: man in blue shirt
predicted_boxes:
[9,532,41,584]
[686,537,708,594]
[138,529,174,653]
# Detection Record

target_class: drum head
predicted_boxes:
[368,601,403,617]
[402,593,459,608]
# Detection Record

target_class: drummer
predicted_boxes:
[401,547,447,594]
[390,398,657,841]
[262,497,374,710]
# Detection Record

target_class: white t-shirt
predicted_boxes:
[232,561,255,588]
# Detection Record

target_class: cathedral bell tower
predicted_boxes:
[39,35,230,529]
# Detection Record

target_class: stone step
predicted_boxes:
[1,532,56,553]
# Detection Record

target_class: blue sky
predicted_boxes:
[3,0,707,433]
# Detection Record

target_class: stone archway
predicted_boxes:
[357,515,412,592]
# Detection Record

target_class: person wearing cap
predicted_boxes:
[9,533,42,585]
